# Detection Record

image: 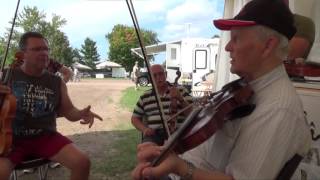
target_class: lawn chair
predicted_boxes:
[10,157,50,180]
[276,154,303,180]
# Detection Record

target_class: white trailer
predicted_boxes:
[131,37,219,94]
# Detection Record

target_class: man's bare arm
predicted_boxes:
[58,80,102,126]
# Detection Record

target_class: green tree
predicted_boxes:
[106,24,159,72]
[0,29,21,65]
[72,48,82,62]
[0,6,74,66]
[80,37,100,70]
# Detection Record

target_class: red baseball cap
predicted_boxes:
[213,0,296,40]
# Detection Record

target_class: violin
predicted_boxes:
[152,79,256,166]
[12,51,24,68]
[0,91,16,156]
[0,0,20,156]
[284,60,320,77]
[168,69,182,133]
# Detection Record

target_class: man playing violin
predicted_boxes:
[131,64,192,146]
[132,0,311,179]
[0,31,102,180]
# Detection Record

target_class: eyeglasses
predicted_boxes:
[24,47,50,52]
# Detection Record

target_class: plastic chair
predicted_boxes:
[10,157,50,180]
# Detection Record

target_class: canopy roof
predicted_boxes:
[73,62,92,70]
[96,61,122,69]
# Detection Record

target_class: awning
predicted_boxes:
[131,40,182,58]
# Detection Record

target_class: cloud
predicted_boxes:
[0,0,224,60]
[160,0,223,41]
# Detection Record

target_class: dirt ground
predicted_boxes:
[16,79,135,180]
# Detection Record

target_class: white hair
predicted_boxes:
[251,25,289,59]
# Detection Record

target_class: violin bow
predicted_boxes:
[125,0,171,137]
[0,0,21,83]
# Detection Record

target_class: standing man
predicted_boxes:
[132,0,311,179]
[132,61,140,90]
[131,64,192,145]
[0,32,102,180]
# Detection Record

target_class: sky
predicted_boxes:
[0,0,224,64]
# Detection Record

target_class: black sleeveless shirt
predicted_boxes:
[9,68,61,138]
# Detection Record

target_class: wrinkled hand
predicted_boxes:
[0,84,11,94]
[132,142,182,180]
[79,105,103,128]
[143,128,155,136]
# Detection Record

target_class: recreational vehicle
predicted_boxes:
[131,37,219,94]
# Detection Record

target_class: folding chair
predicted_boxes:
[10,157,50,180]
[276,154,303,180]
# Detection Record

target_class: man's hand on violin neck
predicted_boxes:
[0,85,11,94]
[169,87,183,101]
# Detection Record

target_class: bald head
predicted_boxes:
[150,64,165,73]
[150,64,167,89]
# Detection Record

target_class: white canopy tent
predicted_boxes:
[72,62,92,70]
[95,61,126,78]
[96,61,122,69]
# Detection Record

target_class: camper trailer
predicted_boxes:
[131,37,219,94]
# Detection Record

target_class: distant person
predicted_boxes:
[73,67,79,82]
[132,61,140,90]
[131,64,192,145]
[14,51,73,82]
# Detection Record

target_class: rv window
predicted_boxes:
[195,50,207,69]
[171,48,177,60]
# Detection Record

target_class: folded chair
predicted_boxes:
[10,157,50,180]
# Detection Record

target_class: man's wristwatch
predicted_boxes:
[181,160,196,180]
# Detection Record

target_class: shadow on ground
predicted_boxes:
[13,129,141,180]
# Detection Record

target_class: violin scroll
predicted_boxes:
[168,69,182,133]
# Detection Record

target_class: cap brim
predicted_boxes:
[213,19,257,30]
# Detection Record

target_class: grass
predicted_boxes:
[95,129,140,178]
[93,86,148,178]
[120,86,151,111]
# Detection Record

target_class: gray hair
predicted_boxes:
[251,25,289,59]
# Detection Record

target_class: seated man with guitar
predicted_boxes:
[132,0,311,179]
[0,31,102,180]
